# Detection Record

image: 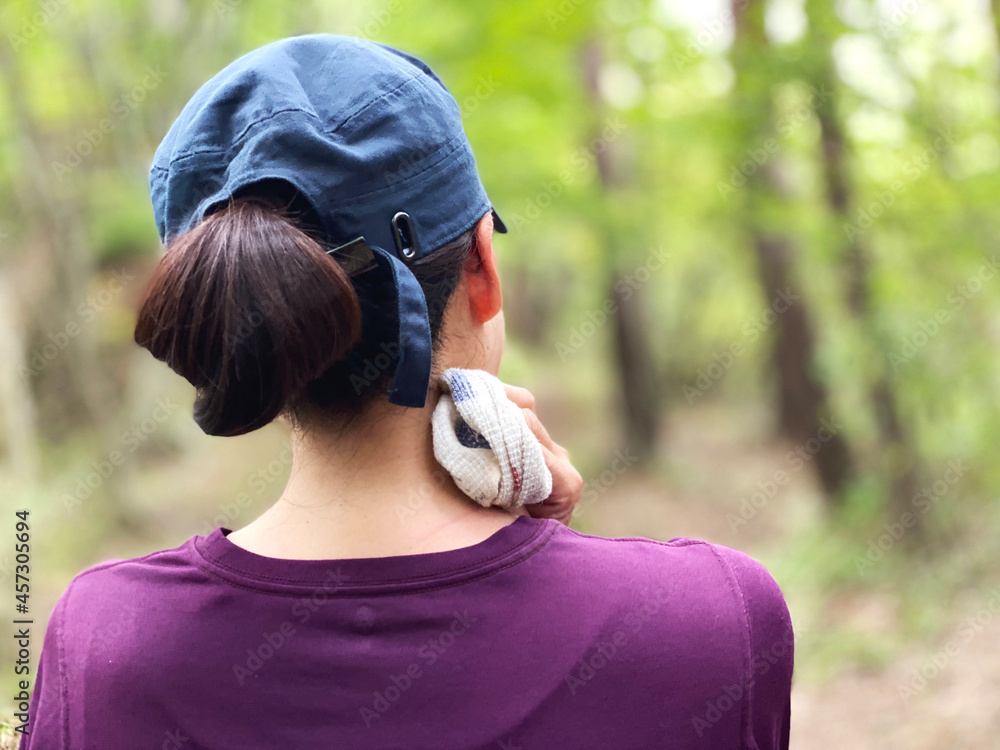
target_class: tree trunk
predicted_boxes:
[807,0,922,521]
[731,1,855,500]
[754,235,854,495]
[580,38,660,462]
[610,275,659,463]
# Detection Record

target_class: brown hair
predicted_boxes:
[135,189,476,436]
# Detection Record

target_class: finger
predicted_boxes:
[526,500,573,525]
[522,409,571,460]
[520,406,557,452]
[527,443,583,525]
[544,445,583,503]
[502,384,535,410]
[526,489,574,524]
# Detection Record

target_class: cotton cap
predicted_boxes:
[149,34,505,408]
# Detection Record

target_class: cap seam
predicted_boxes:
[332,134,468,204]
[325,67,424,137]
[155,71,426,172]
[157,124,467,210]
[152,105,322,169]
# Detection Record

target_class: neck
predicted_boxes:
[227,394,524,560]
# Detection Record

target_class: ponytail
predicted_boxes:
[134,198,362,436]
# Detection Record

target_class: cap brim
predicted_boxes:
[491,208,508,234]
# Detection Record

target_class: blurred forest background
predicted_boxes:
[1,0,999,746]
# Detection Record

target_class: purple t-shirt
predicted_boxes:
[22,516,792,749]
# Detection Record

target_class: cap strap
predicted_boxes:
[367,243,433,408]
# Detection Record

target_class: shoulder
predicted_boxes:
[537,525,793,746]
[60,539,201,611]
[50,537,209,664]
[545,524,795,675]
[27,538,208,742]
[581,526,790,635]
[551,523,786,598]
[553,529,794,750]
[540,523,792,638]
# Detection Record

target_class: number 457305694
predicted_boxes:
[15,509,30,612]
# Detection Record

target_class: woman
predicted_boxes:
[23,35,792,749]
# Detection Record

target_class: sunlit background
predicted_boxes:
[2,0,999,746]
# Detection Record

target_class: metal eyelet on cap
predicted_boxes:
[391,211,419,261]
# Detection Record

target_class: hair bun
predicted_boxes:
[134,199,362,436]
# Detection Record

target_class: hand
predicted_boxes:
[503,384,584,525]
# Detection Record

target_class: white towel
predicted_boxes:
[432,369,553,509]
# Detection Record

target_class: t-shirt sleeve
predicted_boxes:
[19,585,72,750]
[712,545,794,750]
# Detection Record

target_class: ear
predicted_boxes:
[464,213,503,324]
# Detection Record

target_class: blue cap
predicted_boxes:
[149,34,505,409]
